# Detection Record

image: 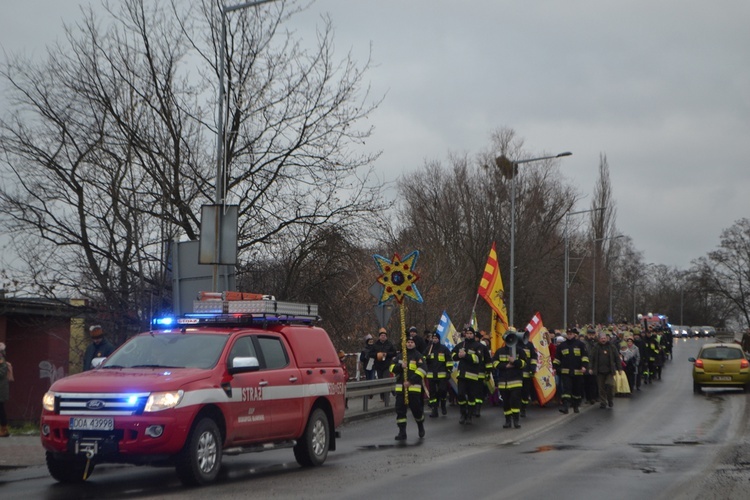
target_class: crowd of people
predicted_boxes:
[358,322,675,441]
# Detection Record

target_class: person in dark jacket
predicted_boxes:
[83,325,116,371]
[0,342,10,437]
[643,328,662,384]
[359,335,376,380]
[553,328,589,414]
[519,335,538,417]
[493,337,527,428]
[424,332,453,417]
[589,332,622,408]
[582,329,599,404]
[474,335,493,418]
[372,328,397,380]
[451,327,483,425]
[407,326,427,354]
[632,331,646,390]
[390,337,427,440]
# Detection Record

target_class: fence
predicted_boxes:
[345,378,393,411]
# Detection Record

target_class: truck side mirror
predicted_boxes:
[229,356,260,374]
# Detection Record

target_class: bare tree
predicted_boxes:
[695,218,750,328]
[589,153,618,324]
[392,128,580,330]
[0,0,386,334]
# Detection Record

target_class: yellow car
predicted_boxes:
[690,342,750,394]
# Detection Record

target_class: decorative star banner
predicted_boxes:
[373,251,423,305]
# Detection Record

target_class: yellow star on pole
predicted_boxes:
[373,251,423,305]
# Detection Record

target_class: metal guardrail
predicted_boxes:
[345,378,393,411]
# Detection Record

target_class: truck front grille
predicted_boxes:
[55,392,151,416]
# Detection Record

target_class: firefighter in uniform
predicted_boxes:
[451,327,483,425]
[474,334,493,418]
[643,328,662,384]
[519,334,537,417]
[493,334,527,428]
[390,337,427,440]
[424,332,453,417]
[553,328,589,414]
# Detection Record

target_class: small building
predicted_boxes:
[0,293,90,423]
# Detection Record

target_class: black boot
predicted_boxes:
[520,406,526,418]
[441,400,447,415]
[459,408,466,425]
[503,415,512,428]
[429,406,439,418]
[474,405,481,418]
[395,424,406,441]
[465,411,473,425]
[573,403,580,413]
[513,415,521,428]
[559,401,569,414]
[417,420,425,438]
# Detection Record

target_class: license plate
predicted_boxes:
[69,417,114,431]
[712,376,732,381]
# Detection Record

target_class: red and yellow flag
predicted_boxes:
[525,312,556,406]
[478,242,509,329]
[490,311,507,354]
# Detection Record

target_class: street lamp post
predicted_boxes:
[216,0,277,205]
[498,151,572,327]
[212,0,278,290]
[563,206,603,330]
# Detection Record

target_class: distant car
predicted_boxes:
[701,326,716,337]
[690,326,703,337]
[673,325,689,338]
[689,342,750,394]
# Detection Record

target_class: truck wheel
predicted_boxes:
[294,408,329,467]
[693,382,701,394]
[176,417,222,486]
[46,451,93,483]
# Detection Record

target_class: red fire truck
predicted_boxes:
[40,294,346,486]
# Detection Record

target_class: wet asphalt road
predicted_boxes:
[5,338,749,499]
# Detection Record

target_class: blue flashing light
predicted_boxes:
[152,316,175,327]
[127,395,139,405]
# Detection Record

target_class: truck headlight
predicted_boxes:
[42,391,56,412]
[144,390,184,412]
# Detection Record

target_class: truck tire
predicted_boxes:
[46,451,93,483]
[176,417,222,486]
[294,408,329,467]
[693,382,701,394]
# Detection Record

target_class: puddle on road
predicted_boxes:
[523,444,581,454]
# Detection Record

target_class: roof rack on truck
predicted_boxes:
[151,291,320,328]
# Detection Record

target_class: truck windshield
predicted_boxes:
[103,334,229,369]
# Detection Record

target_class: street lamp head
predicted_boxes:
[556,152,572,158]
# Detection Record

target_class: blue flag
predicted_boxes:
[436,311,458,350]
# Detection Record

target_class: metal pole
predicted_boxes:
[212,0,279,291]
[509,163,516,327]
[562,206,602,330]
[563,214,569,330]
[506,152,571,328]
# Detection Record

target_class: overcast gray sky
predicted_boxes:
[2,1,749,269]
